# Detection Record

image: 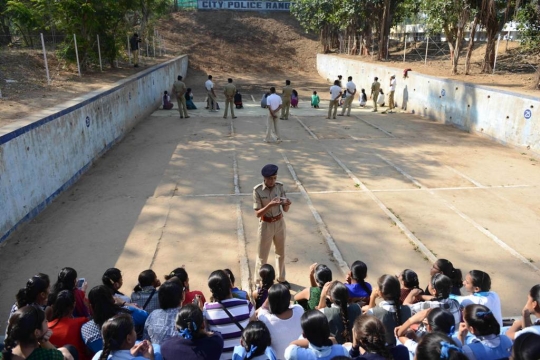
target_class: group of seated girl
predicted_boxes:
[4,258,540,360]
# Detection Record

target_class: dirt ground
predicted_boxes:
[1,10,537,129]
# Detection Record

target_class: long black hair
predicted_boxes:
[133,269,157,292]
[301,310,332,347]
[329,281,351,343]
[378,274,403,326]
[241,321,271,360]
[351,261,371,296]
[513,333,540,360]
[401,269,420,289]
[353,315,392,360]
[165,267,188,284]
[50,290,75,322]
[88,285,126,327]
[267,283,290,315]
[431,273,453,300]
[435,259,463,291]
[256,264,275,307]
[427,308,455,335]
[468,270,491,292]
[102,268,125,296]
[314,264,332,288]
[463,304,500,336]
[48,267,77,306]
[100,314,135,360]
[416,332,467,360]
[208,270,232,302]
[15,274,50,308]
[176,303,205,340]
[2,306,47,360]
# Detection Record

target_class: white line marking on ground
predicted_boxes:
[230,119,235,137]
[376,153,540,273]
[326,151,438,264]
[355,116,395,138]
[294,116,319,140]
[445,166,485,188]
[282,153,350,276]
[251,95,255,103]
[233,149,252,293]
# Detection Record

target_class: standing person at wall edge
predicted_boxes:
[327,80,342,120]
[172,76,189,119]
[383,75,396,114]
[130,33,141,68]
[205,75,218,112]
[339,76,356,116]
[280,80,293,120]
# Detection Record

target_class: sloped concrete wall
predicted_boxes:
[0,55,188,243]
[317,54,539,152]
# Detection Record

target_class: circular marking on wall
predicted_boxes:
[441,89,446,97]
[85,116,90,128]
[524,109,532,120]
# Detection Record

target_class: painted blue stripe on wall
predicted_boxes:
[0,55,186,146]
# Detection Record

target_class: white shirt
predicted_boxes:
[266,93,282,111]
[329,85,341,101]
[515,325,540,338]
[205,79,214,91]
[390,78,396,91]
[345,81,356,95]
[450,292,503,326]
[258,305,304,359]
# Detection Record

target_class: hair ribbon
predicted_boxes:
[476,311,492,318]
[179,328,192,339]
[440,341,463,359]
[448,325,455,335]
[246,345,258,358]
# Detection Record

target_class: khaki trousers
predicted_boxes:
[265,114,281,142]
[133,50,139,65]
[207,91,217,110]
[373,94,379,111]
[255,219,286,282]
[281,99,291,119]
[328,99,339,119]
[176,96,188,118]
[224,98,235,118]
[341,94,354,115]
[388,91,395,110]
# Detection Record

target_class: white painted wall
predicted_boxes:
[0,55,188,242]
[317,54,539,152]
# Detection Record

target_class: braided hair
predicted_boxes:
[102,268,126,297]
[351,261,372,297]
[353,314,393,360]
[314,264,332,288]
[48,267,77,307]
[329,281,351,343]
[50,290,75,322]
[208,270,233,302]
[430,273,452,300]
[378,274,403,326]
[100,314,135,360]
[436,259,463,291]
[256,264,275,308]
[3,306,46,360]
[176,304,204,340]
[241,321,272,359]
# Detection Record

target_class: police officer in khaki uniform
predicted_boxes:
[223,78,237,119]
[370,77,381,112]
[280,80,293,120]
[172,75,189,119]
[253,164,292,287]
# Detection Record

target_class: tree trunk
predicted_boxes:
[378,0,390,60]
[465,15,479,75]
[481,31,497,73]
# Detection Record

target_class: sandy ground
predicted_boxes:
[1,70,540,329]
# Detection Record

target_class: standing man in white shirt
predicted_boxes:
[205,75,218,112]
[327,80,342,120]
[339,76,357,116]
[265,87,283,143]
[386,75,397,113]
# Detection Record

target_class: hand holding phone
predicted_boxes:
[76,278,86,289]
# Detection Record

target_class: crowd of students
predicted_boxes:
[3,259,540,360]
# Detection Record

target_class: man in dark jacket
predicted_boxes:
[130,33,141,67]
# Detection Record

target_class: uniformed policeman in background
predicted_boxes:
[280,80,293,120]
[172,75,189,119]
[223,78,237,119]
[253,164,292,288]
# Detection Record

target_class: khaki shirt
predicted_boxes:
[172,81,186,97]
[253,181,286,218]
[282,85,293,99]
[224,83,236,100]
[371,81,381,96]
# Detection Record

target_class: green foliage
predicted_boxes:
[516,0,540,50]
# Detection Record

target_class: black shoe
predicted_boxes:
[278,280,291,290]
[180,116,183,119]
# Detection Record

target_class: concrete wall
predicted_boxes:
[317,54,539,152]
[0,55,188,243]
